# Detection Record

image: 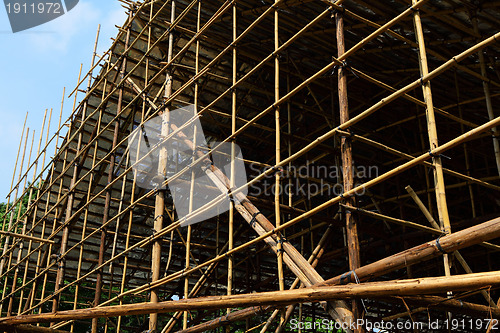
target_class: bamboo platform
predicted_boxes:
[1,0,500,332]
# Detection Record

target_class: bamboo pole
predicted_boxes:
[151,2,175,330]
[69,112,500,313]
[0,323,70,333]
[52,64,83,325]
[72,98,101,332]
[123,80,354,326]
[336,5,362,330]
[0,118,28,279]
[17,108,49,315]
[226,1,237,330]
[415,1,453,300]
[274,0,286,328]
[3,271,500,326]
[91,12,131,333]
[405,185,497,307]
[116,40,138,332]
[7,130,35,316]
[33,96,64,315]
[472,16,500,176]
[322,215,500,286]
[382,295,500,321]
[0,126,30,315]
[0,232,54,245]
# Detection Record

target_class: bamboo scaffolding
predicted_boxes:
[6,130,35,316]
[2,1,500,331]
[405,185,497,307]
[3,271,500,326]
[125,78,354,325]
[63,113,500,313]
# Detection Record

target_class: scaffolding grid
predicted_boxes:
[1,0,500,332]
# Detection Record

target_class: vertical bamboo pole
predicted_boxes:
[412,0,452,277]
[405,185,496,307]
[472,16,500,176]
[182,78,195,327]
[274,0,285,327]
[36,97,64,315]
[225,2,236,331]
[116,4,153,330]
[416,114,434,216]
[1,127,29,315]
[183,3,202,330]
[151,2,175,330]
[0,112,27,233]
[51,64,83,324]
[7,130,35,316]
[21,107,51,314]
[16,108,47,314]
[0,112,27,281]
[91,14,130,333]
[72,26,101,333]
[412,4,453,321]
[336,6,362,330]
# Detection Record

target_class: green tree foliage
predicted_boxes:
[0,184,38,232]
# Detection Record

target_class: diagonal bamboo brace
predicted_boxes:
[126,78,354,327]
[171,118,354,326]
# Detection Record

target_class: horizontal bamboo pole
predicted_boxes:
[321,216,500,286]
[2,271,500,326]
[0,231,55,245]
[0,324,69,333]
[383,295,500,320]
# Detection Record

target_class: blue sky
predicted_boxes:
[0,1,128,201]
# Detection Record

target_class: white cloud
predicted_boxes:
[26,1,101,53]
